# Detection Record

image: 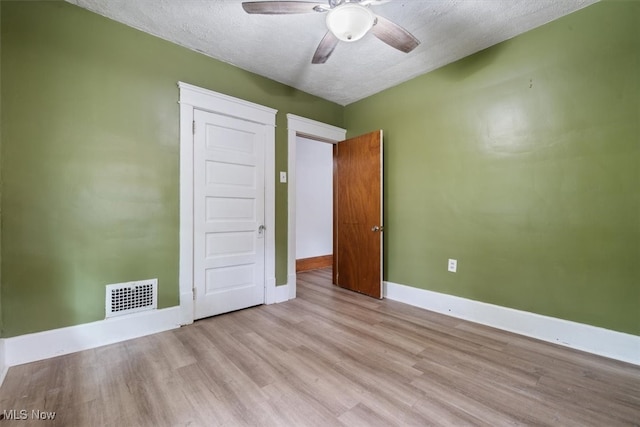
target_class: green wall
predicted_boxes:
[345,1,639,335]
[0,1,343,337]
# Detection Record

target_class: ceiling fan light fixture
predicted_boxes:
[326,3,375,42]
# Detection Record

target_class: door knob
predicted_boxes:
[371,226,384,232]
[258,224,266,235]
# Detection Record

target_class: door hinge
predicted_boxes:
[193,287,196,300]
[192,120,196,134]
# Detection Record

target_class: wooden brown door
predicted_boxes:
[333,130,383,298]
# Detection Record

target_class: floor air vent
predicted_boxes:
[106,279,157,318]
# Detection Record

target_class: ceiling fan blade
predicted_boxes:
[312,31,339,64]
[371,15,420,53]
[242,1,325,14]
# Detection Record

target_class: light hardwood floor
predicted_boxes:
[1,268,639,426]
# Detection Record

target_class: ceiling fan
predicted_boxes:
[242,0,420,64]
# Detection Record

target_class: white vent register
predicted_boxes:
[105,279,157,318]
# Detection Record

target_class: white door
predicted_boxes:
[193,109,266,319]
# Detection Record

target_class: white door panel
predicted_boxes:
[194,110,265,319]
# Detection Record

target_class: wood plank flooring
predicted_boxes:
[1,268,639,426]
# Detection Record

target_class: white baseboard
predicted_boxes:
[180,291,194,325]
[384,281,640,366]
[275,283,290,303]
[2,306,181,371]
[0,339,7,387]
[288,273,297,300]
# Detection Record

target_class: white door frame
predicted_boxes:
[286,114,346,299]
[179,82,277,325]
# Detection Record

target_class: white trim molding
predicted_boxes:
[179,82,277,319]
[385,281,640,366]
[179,82,276,126]
[275,283,290,303]
[2,307,181,371]
[287,114,346,300]
[0,339,7,387]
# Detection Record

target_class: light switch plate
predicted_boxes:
[280,171,287,183]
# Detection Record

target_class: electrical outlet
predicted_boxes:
[280,171,287,183]
[448,259,457,273]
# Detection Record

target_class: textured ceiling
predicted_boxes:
[65,0,598,106]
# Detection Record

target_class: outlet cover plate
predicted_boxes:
[448,259,457,273]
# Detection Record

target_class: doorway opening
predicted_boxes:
[295,136,334,273]
[286,114,346,299]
